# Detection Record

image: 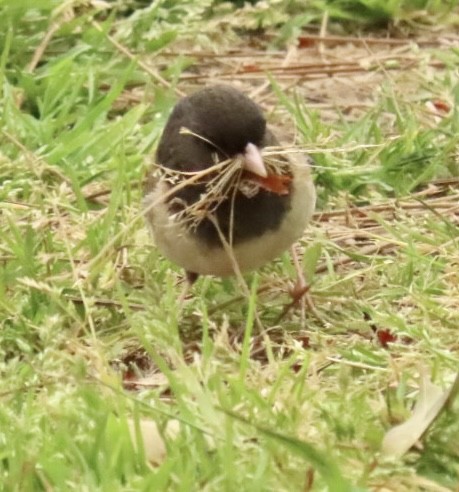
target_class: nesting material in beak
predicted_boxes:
[243,142,268,178]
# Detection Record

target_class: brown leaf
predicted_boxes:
[297,37,315,48]
[432,99,450,113]
[252,174,292,195]
[376,329,397,348]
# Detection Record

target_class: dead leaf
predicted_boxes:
[376,329,397,348]
[382,370,459,458]
[242,63,260,72]
[127,418,180,465]
[432,99,450,113]
[251,174,292,195]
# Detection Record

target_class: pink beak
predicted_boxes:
[242,143,268,178]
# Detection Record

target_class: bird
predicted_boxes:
[144,84,316,287]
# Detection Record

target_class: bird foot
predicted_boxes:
[276,246,315,324]
[288,280,311,304]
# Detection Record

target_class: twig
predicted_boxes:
[90,21,185,97]
[1,129,71,185]
[296,33,447,47]
[65,295,145,311]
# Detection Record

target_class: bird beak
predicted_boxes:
[242,142,268,178]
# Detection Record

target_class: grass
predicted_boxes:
[1,0,459,490]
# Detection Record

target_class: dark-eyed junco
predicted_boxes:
[144,85,315,283]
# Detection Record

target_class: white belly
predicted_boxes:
[144,160,315,277]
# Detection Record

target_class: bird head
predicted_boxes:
[161,85,269,177]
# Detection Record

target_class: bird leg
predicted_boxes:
[290,246,309,298]
[177,270,199,305]
[186,271,199,285]
[278,246,314,323]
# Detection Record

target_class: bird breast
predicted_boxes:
[143,154,315,277]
